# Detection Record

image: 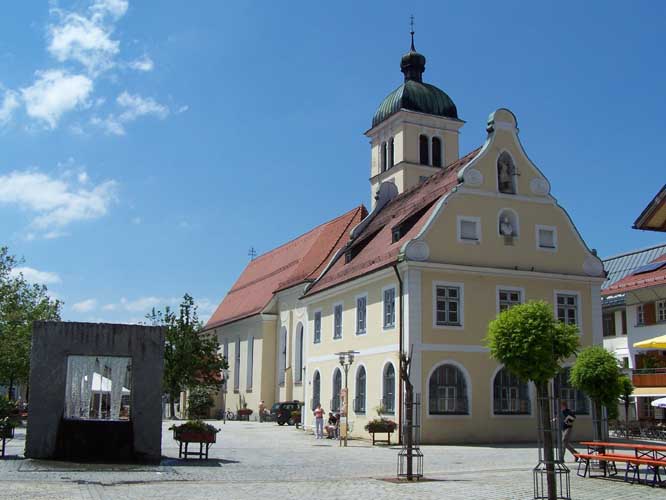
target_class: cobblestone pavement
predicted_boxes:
[1,421,664,499]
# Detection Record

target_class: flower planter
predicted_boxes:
[237,409,253,421]
[170,421,220,459]
[174,430,216,443]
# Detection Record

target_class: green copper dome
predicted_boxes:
[372,33,458,128]
[372,80,458,127]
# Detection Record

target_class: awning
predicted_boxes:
[633,334,666,349]
[632,387,666,397]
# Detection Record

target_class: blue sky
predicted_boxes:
[1,0,665,324]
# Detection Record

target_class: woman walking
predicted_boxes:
[313,404,325,439]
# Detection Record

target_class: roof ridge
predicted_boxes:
[602,242,666,262]
[250,205,365,262]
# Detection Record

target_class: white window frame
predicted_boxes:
[355,293,368,335]
[246,336,254,390]
[457,215,481,244]
[313,309,322,344]
[382,285,397,330]
[637,304,645,326]
[536,224,558,251]
[488,365,534,419]
[554,290,582,332]
[332,302,343,341]
[432,280,464,330]
[425,360,473,419]
[496,285,525,314]
[657,300,666,323]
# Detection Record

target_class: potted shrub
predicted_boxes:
[237,408,253,420]
[187,387,214,420]
[365,418,397,445]
[170,420,219,443]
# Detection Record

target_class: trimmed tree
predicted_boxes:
[147,294,228,418]
[486,301,579,500]
[570,346,625,440]
[618,375,634,431]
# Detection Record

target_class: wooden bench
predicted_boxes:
[575,452,665,487]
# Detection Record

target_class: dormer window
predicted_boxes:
[432,137,442,167]
[497,152,517,194]
[419,134,429,165]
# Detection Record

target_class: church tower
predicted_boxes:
[366,29,464,208]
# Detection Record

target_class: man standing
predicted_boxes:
[313,404,324,439]
[258,401,266,423]
[560,401,578,461]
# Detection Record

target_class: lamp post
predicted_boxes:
[221,368,229,424]
[335,350,359,447]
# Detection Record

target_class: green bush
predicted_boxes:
[187,387,214,419]
[169,420,219,435]
[365,418,397,433]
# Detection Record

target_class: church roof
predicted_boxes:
[372,80,458,128]
[633,184,666,232]
[305,148,482,297]
[205,205,366,329]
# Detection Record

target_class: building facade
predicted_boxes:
[205,39,604,443]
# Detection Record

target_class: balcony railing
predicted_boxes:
[632,368,666,388]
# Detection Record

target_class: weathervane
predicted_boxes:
[248,247,257,260]
[410,15,415,50]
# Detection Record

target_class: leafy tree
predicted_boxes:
[486,301,579,500]
[0,247,61,399]
[570,346,625,439]
[618,374,634,426]
[146,294,227,418]
[187,386,214,419]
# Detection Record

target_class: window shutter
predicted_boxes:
[460,220,477,240]
[644,302,657,325]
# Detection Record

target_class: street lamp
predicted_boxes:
[335,350,358,447]
[221,368,229,424]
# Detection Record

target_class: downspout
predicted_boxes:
[392,263,404,445]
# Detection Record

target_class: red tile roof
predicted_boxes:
[305,148,482,296]
[602,254,666,295]
[205,205,366,329]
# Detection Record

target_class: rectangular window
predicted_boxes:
[556,294,578,326]
[458,216,480,242]
[313,311,321,344]
[602,313,616,337]
[383,287,396,328]
[499,289,522,312]
[537,226,557,250]
[356,296,367,334]
[333,304,343,339]
[658,300,666,322]
[234,338,240,392]
[436,286,461,326]
[637,304,645,325]
[64,355,132,421]
[246,336,254,390]
[621,310,627,335]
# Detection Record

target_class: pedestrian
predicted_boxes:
[258,400,266,423]
[560,401,578,461]
[313,404,325,439]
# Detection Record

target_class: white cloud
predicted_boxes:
[48,12,119,75]
[0,168,117,234]
[102,303,117,311]
[9,266,61,285]
[91,0,129,20]
[72,298,97,312]
[21,70,93,128]
[131,216,142,224]
[176,105,189,114]
[119,296,178,312]
[92,91,168,135]
[129,55,154,72]
[0,89,19,125]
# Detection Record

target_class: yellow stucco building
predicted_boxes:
[204,37,604,444]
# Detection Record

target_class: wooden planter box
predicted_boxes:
[173,429,217,459]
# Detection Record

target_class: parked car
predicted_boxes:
[271,401,302,426]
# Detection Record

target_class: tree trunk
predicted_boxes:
[624,398,630,437]
[593,400,603,441]
[537,381,557,500]
[7,379,14,401]
[169,393,177,420]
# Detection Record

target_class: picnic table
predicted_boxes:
[575,441,666,487]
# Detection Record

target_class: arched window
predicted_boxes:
[278,327,287,385]
[382,363,395,414]
[493,367,530,415]
[432,137,442,167]
[498,209,519,238]
[295,323,303,383]
[554,367,589,415]
[354,365,366,414]
[419,134,429,165]
[388,137,395,167]
[381,141,387,172]
[332,368,342,412]
[428,363,469,415]
[312,371,321,410]
[497,152,517,194]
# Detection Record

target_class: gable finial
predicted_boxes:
[410,15,416,51]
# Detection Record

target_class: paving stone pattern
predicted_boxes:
[0,422,663,499]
